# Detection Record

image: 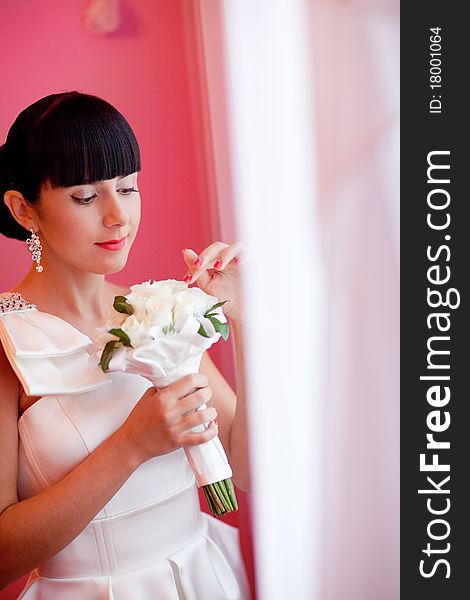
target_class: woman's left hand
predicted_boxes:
[181,241,247,322]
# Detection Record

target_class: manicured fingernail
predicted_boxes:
[213,259,223,269]
[183,273,192,283]
[193,256,203,267]
[235,255,244,264]
[182,248,188,255]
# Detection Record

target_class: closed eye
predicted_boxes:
[119,187,139,195]
[71,188,139,205]
[71,193,97,205]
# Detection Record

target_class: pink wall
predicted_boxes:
[1,0,212,288]
[0,1,253,597]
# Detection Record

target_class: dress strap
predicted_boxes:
[0,292,111,396]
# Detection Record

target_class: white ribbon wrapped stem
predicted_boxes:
[107,316,233,487]
[149,357,233,488]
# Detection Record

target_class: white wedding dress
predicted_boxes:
[0,293,250,599]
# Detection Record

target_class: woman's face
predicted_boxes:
[34,172,141,275]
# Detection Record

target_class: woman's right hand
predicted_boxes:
[119,373,218,464]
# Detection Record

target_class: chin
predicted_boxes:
[88,254,130,275]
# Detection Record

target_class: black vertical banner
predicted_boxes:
[401,4,469,599]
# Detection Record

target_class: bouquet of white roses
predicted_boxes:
[95,279,238,517]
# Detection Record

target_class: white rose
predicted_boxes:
[119,279,224,341]
[174,296,194,332]
[129,280,154,296]
[167,279,189,294]
[124,293,147,320]
[148,325,164,340]
[121,315,149,346]
[184,287,219,316]
[129,279,181,299]
[145,298,174,329]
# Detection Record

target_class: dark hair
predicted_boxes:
[0,91,141,240]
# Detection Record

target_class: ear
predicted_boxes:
[3,190,38,231]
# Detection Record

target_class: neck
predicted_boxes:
[13,262,112,324]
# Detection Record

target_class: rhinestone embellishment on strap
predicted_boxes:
[0,292,36,314]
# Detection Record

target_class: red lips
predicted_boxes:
[95,236,127,251]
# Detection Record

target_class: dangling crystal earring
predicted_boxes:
[26,228,43,273]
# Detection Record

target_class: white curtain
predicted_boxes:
[311,3,399,597]
[198,1,399,598]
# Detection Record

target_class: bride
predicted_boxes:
[0,91,250,598]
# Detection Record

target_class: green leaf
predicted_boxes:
[99,340,119,372]
[113,295,134,315]
[108,328,132,347]
[205,300,229,316]
[218,323,230,342]
[198,323,211,338]
[207,316,230,341]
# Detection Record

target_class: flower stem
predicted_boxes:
[216,480,232,510]
[202,479,238,517]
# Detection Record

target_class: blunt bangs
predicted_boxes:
[29,95,141,190]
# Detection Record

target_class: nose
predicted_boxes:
[102,191,129,229]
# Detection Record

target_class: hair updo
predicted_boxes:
[0,91,141,241]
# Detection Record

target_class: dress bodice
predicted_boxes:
[17,371,194,511]
[0,293,249,599]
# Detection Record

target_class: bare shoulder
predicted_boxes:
[0,342,20,511]
[0,344,19,410]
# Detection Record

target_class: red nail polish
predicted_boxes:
[183,273,192,283]
[214,259,223,269]
[193,257,203,267]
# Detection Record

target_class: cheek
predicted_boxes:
[131,201,142,232]
[42,210,94,247]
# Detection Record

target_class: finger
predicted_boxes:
[177,385,213,416]
[159,385,211,427]
[182,241,247,285]
[181,248,199,268]
[191,241,230,267]
[181,241,229,284]
[180,406,217,431]
[191,269,212,289]
[208,241,247,270]
[182,421,218,446]
[160,373,209,402]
